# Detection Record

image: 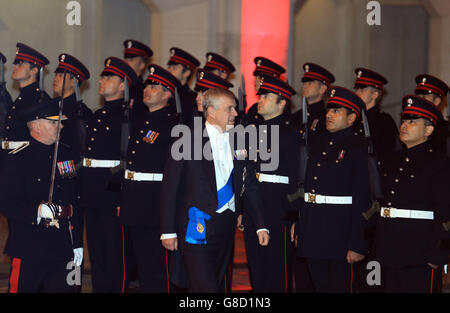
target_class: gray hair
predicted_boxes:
[203,88,235,118]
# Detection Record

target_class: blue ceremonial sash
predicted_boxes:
[185,207,212,245]
[216,170,234,211]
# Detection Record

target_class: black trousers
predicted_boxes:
[244,223,295,292]
[122,225,171,293]
[384,265,438,293]
[8,257,75,293]
[294,257,315,292]
[180,209,236,293]
[306,258,354,293]
[85,205,124,293]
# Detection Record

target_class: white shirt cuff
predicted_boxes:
[256,228,269,234]
[160,233,177,240]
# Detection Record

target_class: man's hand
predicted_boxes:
[237,214,244,231]
[346,250,365,264]
[290,223,298,247]
[162,238,178,251]
[257,230,270,246]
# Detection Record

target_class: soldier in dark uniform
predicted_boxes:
[79,57,137,293]
[118,64,180,292]
[290,63,335,144]
[52,53,92,163]
[167,47,200,127]
[246,57,286,126]
[351,68,398,292]
[1,43,50,158]
[52,53,91,292]
[375,95,450,293]
[414,74,449,156]
[294,86,370,292]
[123,39,153,113]
[353,68,399,163]
[0,52,13,142]
[290,63,335,292]
[0,98,83,293]
[240,75,300,292]
[203,52,235,81]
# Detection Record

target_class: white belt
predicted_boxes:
[304,192,353,204]
[380,207,434,220]
[124,169,163,182]
[82,158,120,168]
[256,173,289,184]
[1,141,29,150]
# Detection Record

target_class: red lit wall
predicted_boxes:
[241,0,290,111]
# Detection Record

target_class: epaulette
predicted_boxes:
[8,142,30,155]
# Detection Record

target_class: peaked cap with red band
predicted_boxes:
[194,69,233,92]
[123,39,153,59]
[13,43,49,68]
[354,67,387,90]
[257,75,296,100]
[327,86,365,118]
[401,95,442,126]
[302,62,335,86]
[101,57,138,86]
[145,64,181,95]
[414,74,449,100]
[167,47,200,72]
[253,56,285,78]
[54,53,90,83]
[204,52,235,75]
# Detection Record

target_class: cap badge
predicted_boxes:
[60,54,66,63]
[199,71,204,80]
[127,41,132,48]
[330,89,336,97]
[304,64,309,72]
[207,54,213,62]
[170,49,175,56]
[259,76,264,85]
[106,59,111,67]
[16,47,19,55]
[421,77,427,85]
[357,70,362,78]
[407,98,413,106]
[256,59,262,66]
[150,67,155,75]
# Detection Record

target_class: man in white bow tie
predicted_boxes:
[160,88,269,292]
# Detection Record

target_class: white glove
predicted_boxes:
[73,248,83,267]
[37,203,59,224]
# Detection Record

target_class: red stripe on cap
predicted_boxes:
[416,84,445,98]
[58,62,86,81]
[405,105,438,121]
[196,80,228,90]
[103,66,132,85]
[303,72,331,85]
[147,74,176,93]
[170,55,196,71]
[15,53,46,67]
[260,85,291,99]
[205,60,230,73]
[355,77,383,88]
[125,48,149,57]
[328,96,361,117]
[262,82,293,98]
[403,108,438,125]
[256,65,281,75]
[9,258,21,293]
